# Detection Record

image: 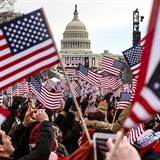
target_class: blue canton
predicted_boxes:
[2,9,50,54]
[120,92,132,101]
[113,60,123,69]
[122,43,142,67]
[79,64,88,76]
[30,76,42,92]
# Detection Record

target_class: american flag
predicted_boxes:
[124,0,160,129]
[0,8,59,91]
[129,78,138,101]
[41,87,62,110]
[12,84,18,97]
[101,88,112,96]
[116,92,132,110]
[0,106,10,124]
[101,77,114,89]
[41,69,49,81]
[45,79,56,91]
[122,43,142,78]
[130,78,138,94]
[30,76,62,110]
[71,80,79,97]
[11,80,29,97]
[29,76,42,97]
[78,64,101,86]
[85,105,97,115]
[100,56,123,76]
[66,68,77,76]
[127,123,145,145]
[18,79,29,96]
[65,57,70,64]
[100,76,122,90]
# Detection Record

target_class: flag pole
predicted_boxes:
[107,129,124,160]
[41,8,92,144]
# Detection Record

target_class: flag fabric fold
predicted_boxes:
[116,92,132,110]
[78,64,101,86]
[100,76,122,90]
[122,43,142,78]
[100,56,123,76]
[30,76,62,110]
[68,141,94,160]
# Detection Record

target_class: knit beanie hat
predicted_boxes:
[29,123,56,151]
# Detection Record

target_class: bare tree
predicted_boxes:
[0,0,22,24]
[0,0,17,12]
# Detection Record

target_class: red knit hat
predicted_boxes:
[29,123,56,151]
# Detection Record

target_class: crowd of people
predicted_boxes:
[0,92,160,160]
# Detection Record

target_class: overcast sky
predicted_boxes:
[15,0,153,55]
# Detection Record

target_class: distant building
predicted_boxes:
[53,5,132,82]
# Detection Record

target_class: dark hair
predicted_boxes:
[104,93,113,102]
[0,133,4,145]
[63,98,73,113]
[88,111,105,121]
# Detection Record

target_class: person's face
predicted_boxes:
[57,129,63,143]
[0,130,15,156]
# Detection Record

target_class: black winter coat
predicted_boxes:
[0,121,53,160]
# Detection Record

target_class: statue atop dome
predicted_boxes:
[75,4,77,12]
[73,4,78,20]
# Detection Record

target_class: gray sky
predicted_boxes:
[15,0,153,55]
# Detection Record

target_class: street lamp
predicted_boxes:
[132,8,144,46]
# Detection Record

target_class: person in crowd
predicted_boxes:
[54,96,73,127]
[84,111,111,130]
[136,129,160,160]
[1,96,26,135]
[59,107,82,154]
[29,121,68,160]
[144,116,160,132]
[105,131,141,160]
[94,95,101,108]
[54,126,69,158]
[111,105,131,133]
[54,97,82,155]
[0,107,53,160]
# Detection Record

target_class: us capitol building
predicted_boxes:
[54,5,132,82]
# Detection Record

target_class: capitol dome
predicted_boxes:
[65,9,86,31]
[61,5,91,52]
[66,20,86,31]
